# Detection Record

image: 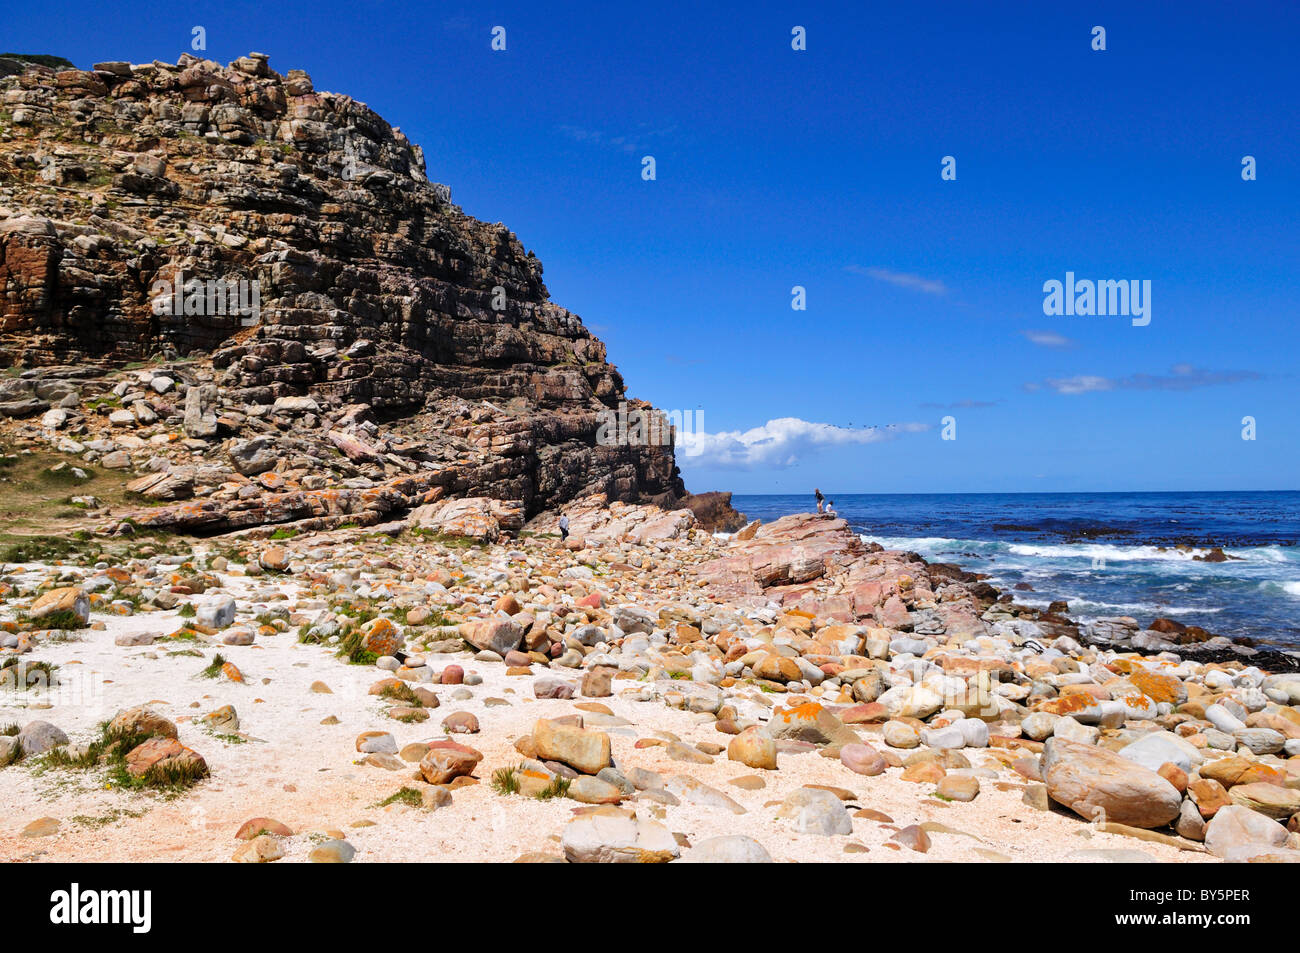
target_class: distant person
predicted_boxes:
[825,500,837,517]
[814,487,825,513]
[558,513,570,542]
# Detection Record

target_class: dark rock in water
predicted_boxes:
[1194,547,1242,562]
[678,491,746,533]
[1080,615,1300,670]
[929,562,982,585]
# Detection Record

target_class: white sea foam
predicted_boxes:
[859,535,961,551]
[1007,594,1221,615]
[1006,542,1210,562]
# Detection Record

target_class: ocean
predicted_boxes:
[729,492,1300,647]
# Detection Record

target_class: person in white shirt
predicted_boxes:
[558,513,570,541]
[825,500,836,517]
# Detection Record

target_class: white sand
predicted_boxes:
[0,571,1214,863]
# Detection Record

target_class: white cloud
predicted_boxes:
[1020,329,1077,349]
[1041,374,1115,394]
[845,265,948,296]
[1029,365,1263,395]
[679,416,930,469]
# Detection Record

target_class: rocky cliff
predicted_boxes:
[0,52,722,532]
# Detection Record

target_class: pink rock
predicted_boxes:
[841,703,888,725]
[441,665,464,685]
[840,742,887,776]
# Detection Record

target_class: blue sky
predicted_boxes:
[10,0,1298,493]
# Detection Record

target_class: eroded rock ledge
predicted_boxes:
[0,53,736,526]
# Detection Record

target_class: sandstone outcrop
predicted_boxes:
[0,54,739,531]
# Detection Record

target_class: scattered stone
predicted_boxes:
[1041,738,1181,828]
[777,787,853,835]
[561,812,680,863]
[309,839,356,863]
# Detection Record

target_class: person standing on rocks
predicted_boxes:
[814,488,825,513]
[558,513,570,542]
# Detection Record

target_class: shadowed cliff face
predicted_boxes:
[0,52,702,526]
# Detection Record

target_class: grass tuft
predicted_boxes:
[378,681,422,707]
[534,775,572,800]
[0,656,59,690]
[376,786,423,808]
[491,764,522,796]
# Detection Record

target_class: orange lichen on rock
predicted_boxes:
[1130,668,1183,705]
[773,702,823,724]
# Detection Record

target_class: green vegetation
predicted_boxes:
[335,628,377,666]
[0,657,58,689]
[198,653,227,679]
[534,775,572,800]
[408,527,477,549]
[70,806,147,829]
[39,720,208,794]
[490,764,571,800]
[377,681,422,707]
[375,786,424,808]
[490,764,521,796]
[0,535,100,563]
[0,53,76,69]
[21,608,84,631]
[0,443,196,563]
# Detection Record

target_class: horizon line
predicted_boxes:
[722,488,1300,497]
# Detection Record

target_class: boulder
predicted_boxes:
[561,812,679,863]
[461,617,523,656]
[108,706,177,740]
[776,787,853,835]
[17,720,68,757]
[727,726,778,770]
[418,740,483,784]
[28,586,90,626]
[1203,805,1290,858]
[1041,737,1182,828]
[679,835,773,863]
[532,719,611,775]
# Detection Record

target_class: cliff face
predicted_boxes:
[0,53,692,530]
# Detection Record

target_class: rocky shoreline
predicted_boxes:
[0,51,1296,864]
[2,501,1298,862]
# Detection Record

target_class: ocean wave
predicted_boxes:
[1010,594,1222,615]
[859,535,964,551]
[1259,581,1300,597]
[1006,542,1209,562]
[1231,546,1293,564]
[858,531,1294,566]
[862,534,1255,564]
